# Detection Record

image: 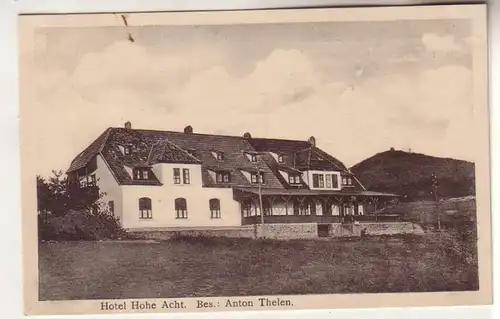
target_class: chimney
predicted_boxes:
[390,147,395,151]
[184,125,193,134]
[124,121,132,129]
[243,132,252,139]
[308,136,316,146]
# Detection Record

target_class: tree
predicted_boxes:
[36,170,103,217]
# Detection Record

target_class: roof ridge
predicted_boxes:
[109,127,310,144]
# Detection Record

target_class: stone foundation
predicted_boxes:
[127,222,423,240]
[256,223,318,240]
[128,226,256,240]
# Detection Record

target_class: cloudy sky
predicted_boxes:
[24,18,475,176]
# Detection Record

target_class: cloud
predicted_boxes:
[23,40,475,176]
[421,33,464,52]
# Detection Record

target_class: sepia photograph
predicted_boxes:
[19,4,491,315]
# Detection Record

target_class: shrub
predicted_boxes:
[39,208,126,241]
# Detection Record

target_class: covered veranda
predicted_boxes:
[232,187,400,225]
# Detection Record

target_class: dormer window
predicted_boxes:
[212,151,224,161]
[123,145,132,155]
[133,168,150,180]
[245,152,258,163]
[278,155,284,163]
[216,171,231,183]
[250,172,265,184]
[342,176,353,186]
[288,174,301,184]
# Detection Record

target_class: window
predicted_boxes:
[289,174,301,184]
[87,174,97,186]
[242,199,252,217]
[312,174,319,188]
[209,198,221,219]
[173,168,181,184]
[278,155,284,163]
[108,201,114,214]
[250,154,257,162]
[216,152,224,160]
[216,172,231,184]
[183,169,190,184]
[326,175,332,188]
[175,198,188,219]
[332,174,339,188]
[251,172,264,184]
[342,176,353,186]
[139,197,152,219]
[133,168,150,180]
[318,175,324,188]
[124,146,132,155]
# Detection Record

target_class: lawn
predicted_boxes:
[38,233,479,301]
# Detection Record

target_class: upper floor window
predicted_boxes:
[209,198,221,219]
[288,174,301,184]
[173,168,181,184]
[332,174,339,188]
[183,168,190,184]
[133,168,149,180]
[124,146,132,155]
[216,171,231,183]
[175,197,188,219]
[139,197,152,219]
[278,155,284,163]
[88,174,97,186]
[79,174,96,188]
[250,172,265,184]
[312,174,324,188]
[173,168,190,184]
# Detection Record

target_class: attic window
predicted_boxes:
[288,174,301,184]
[250,172,265,184]
[216,171,231,183]
[342,176,353,186]
[212,151,224,161]
[123,145,132,155]
[245,152,258,163]
[278,155,284,163]
[133,168,150,180]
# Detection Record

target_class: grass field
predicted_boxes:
[38,232,478,301]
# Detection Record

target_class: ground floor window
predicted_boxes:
[175,197,188,219]
[209,198,221,219]
[139,197,152,219]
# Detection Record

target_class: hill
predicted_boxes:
[350,149,475,201]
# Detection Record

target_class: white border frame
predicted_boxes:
[0,1,497,319]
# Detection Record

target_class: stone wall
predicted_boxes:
[127,222,424,240]
[329,222,423,237]
[128,226,257,240]
[256,223,318,240]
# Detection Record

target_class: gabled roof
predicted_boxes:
[67,128,111,172]
[66,126,357,188]
[147,139,202,165]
